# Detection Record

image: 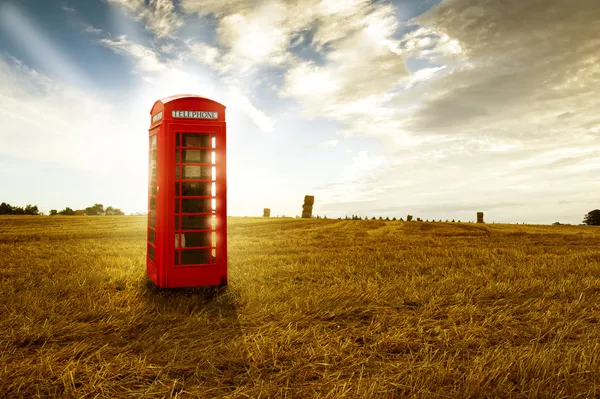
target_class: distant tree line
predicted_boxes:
[48,203,124,216]
[283,209,600,225]
[0,202,124,216]
[0,202,40,215]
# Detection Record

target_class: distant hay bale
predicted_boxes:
[477,212,484,224]
[263,208,270,217]
[301,195,314,218]
[407,215,413,222]
[74,210,85,216]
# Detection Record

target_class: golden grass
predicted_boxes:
[1,216,600,398]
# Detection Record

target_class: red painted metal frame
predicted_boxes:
[146,95,227,288]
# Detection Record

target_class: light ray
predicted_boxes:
[0,2,90,88]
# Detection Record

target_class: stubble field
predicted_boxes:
[1,215,600,398]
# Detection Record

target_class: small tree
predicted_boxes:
[85,203,105,216]
[583,209,600,226]
[0,202,13,215]
[451,219,455,223]
[392,217,396,221]
[12,206,25,215]
[49,209,58,216]
[24,205,39,215]
[59,207,75,215]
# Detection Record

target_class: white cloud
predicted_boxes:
[187,42,221,67]
[61,6,77,15]
[308,0,600,222]
[83,25,103,34]
[224,86,275,133]
[398,26,464,63]
[316,139,339,148]
[0,56,141,174]
[98,35,169,74]
[105,0,183,39]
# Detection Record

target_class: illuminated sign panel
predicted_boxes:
[152,111,163,123]
[172,110,218,119]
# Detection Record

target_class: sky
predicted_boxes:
[0,0,598,224]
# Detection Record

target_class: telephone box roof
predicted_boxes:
[154,94,226,109]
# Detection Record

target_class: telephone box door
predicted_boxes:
[166,123,227,288]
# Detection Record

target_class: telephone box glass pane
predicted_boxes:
[151,165,157,180]
[182,249,211,265]
[150,212,156,228]
[150,196,156,211]
[183,232,211,247]
[182,198,212,213]
[176,133,180,147]
[150,135,157,149]
[175,233,185,248]
[183,133,211,147]
[183,166,211,179]
[181,215,212,230]
[178,149,211,163]
[148,244,155,261]
[182,182,211,196]
[174,215,180,230]
[149,229,155,244]
[174,251,180,266]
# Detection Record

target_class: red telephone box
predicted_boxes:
[146,94,227,288]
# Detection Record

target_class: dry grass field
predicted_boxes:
[1,216,600,398]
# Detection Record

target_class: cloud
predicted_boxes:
[280,2,408,111]
[187,42,221,67]
[98,35,170,74]
[301,0,600,222]
[314,139,339,148]
[0,55,140,174]
[397,26,464,63]
[61,6,77,15]
[225,86,276,133]
[105,0,183,39]
[83,25,103,34]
